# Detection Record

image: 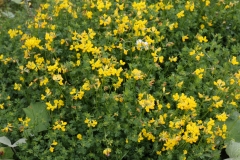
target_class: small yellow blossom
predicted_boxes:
[156,151,161,155]
[14,83,22,91]
[182,35,189,42]
[53,120,67,131]
[49,146,54,152]
[195,68,204,79]
[131,69,145,80]
[183,150,188,154]
[51,140,58,146]
[177,10,184,18]
[8,29,19,38]
[84,118,98,127]
[0,103,4,109]
[86,11,93,19]
[185,1,194,11]
[200,24,205,29]
[1,123,13,133]
[120,60,125,65]
[189,50,196,56]
[103,148,111,157]
[216,112,228,121]
[173,93,179,101]
[214,79,226,88]
[18,117,31,127]
[169,56,177,62]
[205,0,210,6]
[197,35,208,43]
[230,56,239,65]
[77,134,82,140]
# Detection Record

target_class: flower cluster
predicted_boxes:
[52,120,67,131]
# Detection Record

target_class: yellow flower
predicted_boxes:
[176,10,184,18]
[86,11,93,19]
[194,68,204,79]
[189,50,196,56]
[100,14,111,26]
[120,60,125,65]
[0,103,4,109]
[14,83,22,91]
[183,150,188,154]
[176,93,197,111]
[230,56,239,65]
[156,151,161,155]
[216,112,228,121]
[182,35,189,42]
[103,148,111,157]
[182,122,200,144]
[197,35,208,43]
[53,120,67,131]
[166,103,171,109]
[205,0,210,6]
[169,56,177,62]
[185,1,194,11]
[22,36,42,50]
[49,146,54,152]
[18,117,31,128]
[138,94,155,112]
[159,56,164,63]
[212,100,223,108]
[77,134,82,140]
[176,81,184,88]
[8,29,19,38]
[26,61,36,70]
[131,69,145,80]
[82,80,91,90]
[172,93,179,101]
[91,120,98,127]
[70,88,76,95]
[51,140,58,146]
[123,49,128,55]
[164,138,179,150]
[84,118,98,127]
[1,123,13,133]
[214,79,225,88]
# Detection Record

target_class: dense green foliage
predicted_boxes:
[0,0,240,159]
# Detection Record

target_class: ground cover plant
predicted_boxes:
[0,0,240,159]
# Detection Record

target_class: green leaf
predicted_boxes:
[23,102,50,133]
[226,141,240,158]
[224,158,240,160]
[0,147,14,159]
[0,136,26,147]
[225,112,240,142]
[11,0,22,4]
[1,11,15,18]
[12,138,27,147]
[0,137,12,147]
